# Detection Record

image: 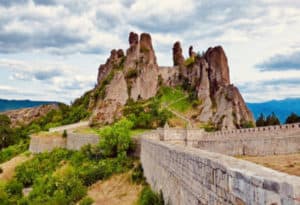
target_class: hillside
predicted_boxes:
[0,99,57,112]
[247,98,300,123]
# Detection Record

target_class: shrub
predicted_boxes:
[131,163,146,184]
[62,130,67,138]
[126,69,138,79]
[5,179,23,198]
[138,186,165,205]
[0,140,29,164]
[98,118,134,158]
[79,196,94,205]
[184,56,195,67]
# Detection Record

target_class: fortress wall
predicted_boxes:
[29,133,99,153]
[29,136,66,153]
[66,133,99,150]
[160,123,300,156]
[141,137,300,205]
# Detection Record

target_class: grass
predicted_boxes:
[238,153,300,177]
[0,154,32,182]
[86,172,143,205]
[73,126,97,134]
[129,129,150,137]
[158,86,192,113]
[32,131,61,138]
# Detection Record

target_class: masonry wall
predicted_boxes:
[160,123,300,156]
[29,136,66,153]
[29,133,99,153]
[141,137,300,205]
[66,133,99,150]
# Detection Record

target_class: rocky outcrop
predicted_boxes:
[89,32,254,129]
[167,44,253,129]
[173,42,184,66]
[3,104,59,127]
[90,32,159,125]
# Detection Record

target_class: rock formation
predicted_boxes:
[89,32,254,129]
[3,104,59,127]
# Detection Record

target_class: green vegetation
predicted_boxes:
[256,112,280,127]
[285,112,300,124]
[138,187,165,205]
[126,68,138,79]
[157,86,192,112]
[62,130,67,138]
[200,121,217,132]
[0,118,137,204]
[98,118,134,158]
[79,196,94,205]
[184,56,195,67]
[240,120,255,128]
[124,98,172,129]
[94,70,115,100]
[0,141,29,164]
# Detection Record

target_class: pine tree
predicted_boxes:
[285,112,300,124]
[256,113,265,127]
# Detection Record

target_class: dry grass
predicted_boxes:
[168,117,187,128]
[0,154,31,181]
[73,126,97,134]
[32,131,61,138]
[87,172,143,205]
[239,153,300,177]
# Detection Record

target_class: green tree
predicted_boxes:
[0,115,15,149]
[256,113,266,127]
[265,112,280,126]
[285,112,300,124]
[99,118,133,158]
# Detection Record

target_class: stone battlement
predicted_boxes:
[153,123,300,156]
[141,137,300,205]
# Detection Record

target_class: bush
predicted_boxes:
[28,165,86,204]
[79,196,94,205]
[138,187,165,205]
[184,56,195,67]
[0,140,29,164]
[5,179,23,198]
[15,149,72,187]
[131,163,146,184]
[98,118,134,158]
[62,130,67,138]
[126,68,138,79]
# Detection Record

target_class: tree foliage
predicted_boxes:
[256,112,280,127]
[285,112,300,124]
[98,118,134,158]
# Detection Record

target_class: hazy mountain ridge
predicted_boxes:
[247,98,300,123]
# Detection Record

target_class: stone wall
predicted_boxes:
[29,132,99,153]
[29,136,66,153]
[141,137,300,205]
[159,123,300,156]
[66,133,99,150]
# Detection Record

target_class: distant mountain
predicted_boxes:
[247,98,300,123]
[0,99,58,112]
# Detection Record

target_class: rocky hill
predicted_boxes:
[3,104,59,127]
[88,32,254,129]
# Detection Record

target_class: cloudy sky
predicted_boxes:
[0,0,299,103]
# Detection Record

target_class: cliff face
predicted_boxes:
[90,32,254,129]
